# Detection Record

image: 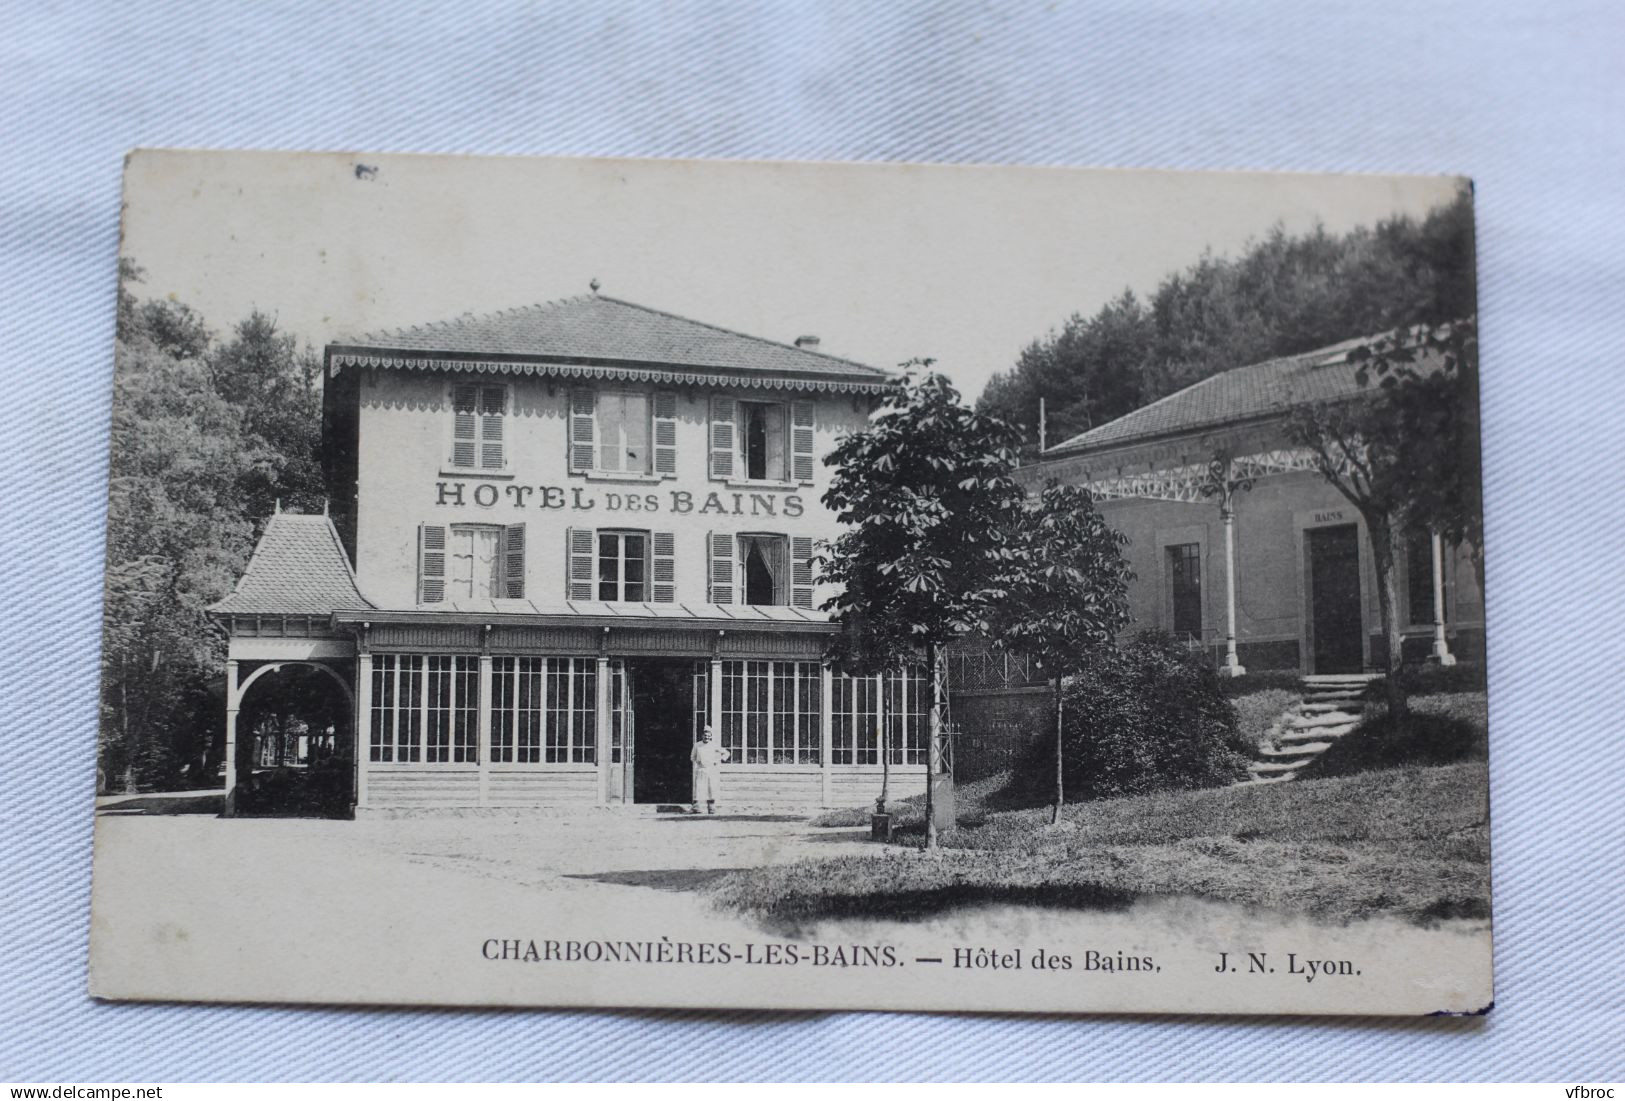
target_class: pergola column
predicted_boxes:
[477,651,493,806]
[819,661,833,807]
[1218,499,1247,678]
[595,651,611,805]
[355,650,372,810]
[709,655,724,733]
[223,659,240,816]
[1428,530,1457,666]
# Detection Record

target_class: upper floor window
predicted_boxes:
[570,389,677,477]
[740,533,788,606]
[709,397,816,485]
[740,401,788,482]
[597,530,649,602]
[450,383,506,470]
[566,527,676,603]
[418,522,525,603]
[707,532,815,608]
[597,392,650,473]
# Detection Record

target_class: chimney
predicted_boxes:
[794,334,821,351]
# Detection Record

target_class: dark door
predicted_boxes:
[628,659,695,805]
[1308,524,1364,674]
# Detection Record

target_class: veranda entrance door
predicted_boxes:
[1307,524,1364,674]
[624,658,697,805]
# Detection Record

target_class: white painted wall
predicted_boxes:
[350,368,873,610]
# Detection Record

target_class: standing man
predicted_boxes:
[690,725,730,815]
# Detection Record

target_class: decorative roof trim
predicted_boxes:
[331,608,841,634]
[327,351,895,394]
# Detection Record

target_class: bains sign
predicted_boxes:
[435,481,807,518]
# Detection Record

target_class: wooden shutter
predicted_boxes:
[709,396,736,480]
[566,527,595,601]
[791,536,814,609]
[503,523,526,599]
[419,524,447,604]
[653,391,678,477]
[651,531,676,603]
[707,531,735,604]
[791,400,815,484]
[451,384,478,468]
[569,390,596,473]
[480,386,506,470]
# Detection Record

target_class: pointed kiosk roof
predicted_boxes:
[326,294,894,394]
[209,512,374,618]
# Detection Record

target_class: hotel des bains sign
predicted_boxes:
[431,480,810,520]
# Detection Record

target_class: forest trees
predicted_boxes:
[100,262,324,792]
[978,191,1476,456]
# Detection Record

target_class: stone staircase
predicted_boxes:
[1236,674,1381,786]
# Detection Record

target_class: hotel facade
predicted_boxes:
[210,295,933,815]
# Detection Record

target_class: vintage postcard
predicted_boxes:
[89,149,1492,1015]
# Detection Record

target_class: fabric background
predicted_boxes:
[2,0,1621,1082]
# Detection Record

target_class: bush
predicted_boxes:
[1023,632,1251,801]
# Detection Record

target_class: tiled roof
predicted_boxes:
[210,513,373,617]
[1045,333,1440,458]
[329,294,891,386]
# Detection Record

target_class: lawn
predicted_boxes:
[1304,691,1489,778]
[711,761,1490,933]
[1232,687,1302,751]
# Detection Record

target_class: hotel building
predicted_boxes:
[210,295,933,815]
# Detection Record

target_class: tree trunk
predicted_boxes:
[1051,675,1064,826]
[1367,512,1410,723]
[121,675,137,795]
[923,641,939,851]
[877,698,890,816]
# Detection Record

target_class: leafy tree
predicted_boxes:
[988,483,1133,823]
[99,264,327,792]
[116,259,211,360]
[208,311,326,516]
[1352,320,1483,573]
[1286,320,1479,720]
[819,366,1026,848]
[102,326,261,789]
